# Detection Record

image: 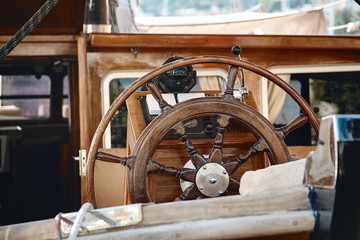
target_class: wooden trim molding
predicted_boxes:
[90,33,360,50]
[0,35,78,57]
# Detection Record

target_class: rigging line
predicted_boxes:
[0,0,60,62]
[128,0,140,32]
[314,0,349,10]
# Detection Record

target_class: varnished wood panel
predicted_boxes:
[84,34,360,148]
[126,90,267,203]
[78,35,90,204]
[83,34,360,207]
[0,35,78,57]
[126,90,258,143]
[78,35,91,151]
[0,0,85,35]
[95,148,128,208]
[90,33,360,50]
[147,147,266,203]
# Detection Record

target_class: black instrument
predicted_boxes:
[155,56,197,93]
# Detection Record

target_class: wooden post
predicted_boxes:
[77,34,90,204]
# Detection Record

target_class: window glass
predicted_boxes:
[105,70,226,148]
[274,71,360,124]
[110,0,360,35]
[274,80,301,125]
[273,70,360,145]
[62,76,69,118]
[0,75,51,119]
[310,72,360,119]
[109,78,145,148]
[1,75,50,96]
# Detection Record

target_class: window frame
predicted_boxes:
[261,63,360,119]
[101,68,228,148]
[0,63,69,124]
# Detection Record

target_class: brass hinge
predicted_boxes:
[74,150,87,177]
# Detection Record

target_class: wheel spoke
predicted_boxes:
[172,121,207,169]
[223,138,269,174]
[147,160,197,182]
[227,178,240,192]
[209,114,231,164]
[96,151,133,168]
[146,81,174,115]
[179,184,201,200]
[275,113,308,140]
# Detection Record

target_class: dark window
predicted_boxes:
[0,64,69,122]
[275,71,360,145]
[107,73,225,148]
[0,75,51,118]
[109,78,146,148]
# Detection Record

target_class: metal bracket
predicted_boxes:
[231,45,249,100]
[80,150,87,177]
[74,150,87,177]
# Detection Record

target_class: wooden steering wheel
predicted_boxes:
[86,56,319,207]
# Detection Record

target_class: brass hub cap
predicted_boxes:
[195,163,229,197]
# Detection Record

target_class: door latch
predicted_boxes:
[74,150,87,177]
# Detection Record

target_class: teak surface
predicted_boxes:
[0,187,315,239]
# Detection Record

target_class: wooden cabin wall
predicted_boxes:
[0,0,85,222]
[1,31,359,212]
[0,35,81,224]
[0,0,85,35]
[82,33,360,152]
[80,33,360,204]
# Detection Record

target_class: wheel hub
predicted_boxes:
[195,163,229,197]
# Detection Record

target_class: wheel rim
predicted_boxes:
[129,97,290,203]
[86,56,319,207]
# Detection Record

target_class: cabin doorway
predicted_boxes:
[0,59,80,225]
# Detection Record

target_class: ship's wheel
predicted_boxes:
[86,55,319,207]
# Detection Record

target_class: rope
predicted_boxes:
[0,0,60,62]
[68,202,94,240]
